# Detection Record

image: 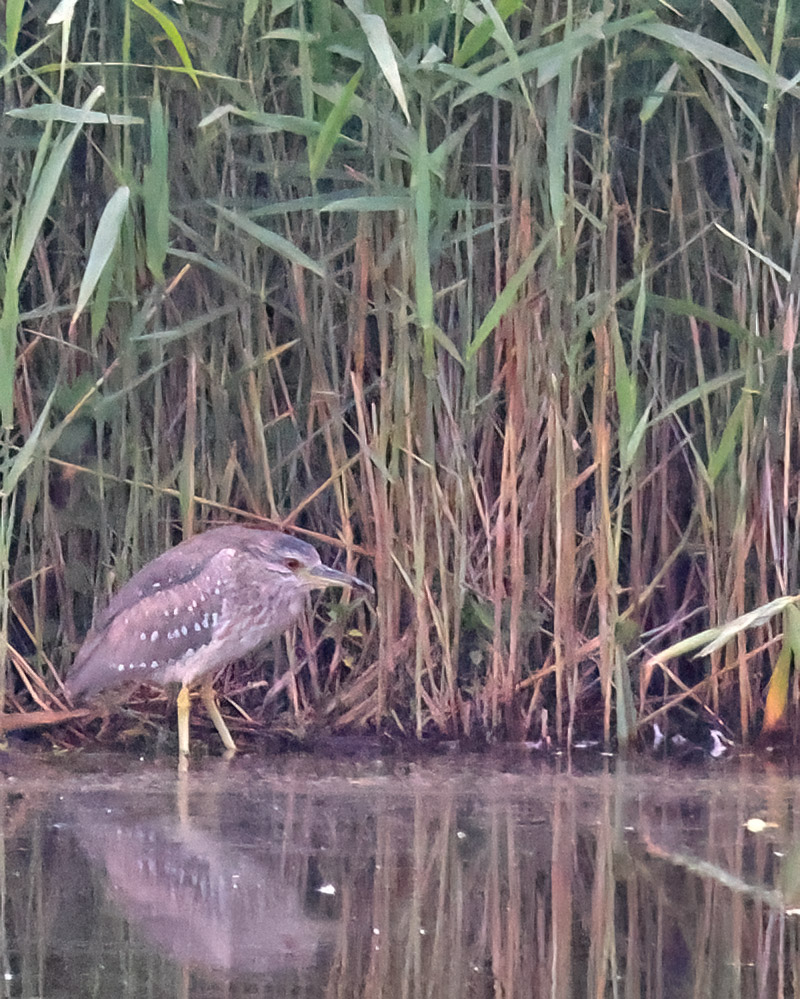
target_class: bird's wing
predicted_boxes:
[67,545,238,699]
[92,530,238,631]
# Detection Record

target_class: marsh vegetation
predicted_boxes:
[2,0,799,749]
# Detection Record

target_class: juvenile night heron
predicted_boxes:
[66,526,371,756]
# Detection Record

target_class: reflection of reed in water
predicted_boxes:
[2,762,794,999]
[68,791,335,976]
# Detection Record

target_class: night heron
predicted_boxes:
[66,526,372,756]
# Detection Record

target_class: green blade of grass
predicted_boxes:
[454,0,524,68]
[214,205,325,277]
[1,85,104,427]
[309,66,363,182]
[477,0,530,108]
[412,117,435,375]
[647,293,761,345]
[144,97,169,282]
[343,0,410,123]
[6,105,142,124]
[69,186,130,336]
[547,61,570,231]
[467,230,556,361]
[198,105,321,137]
[0,385,57,497]
[640,61,679,123]
[5,0,24,54]
[707,393,745,484]
[708,0,770,71]
[635,22,789,91]
[131,0,199,88]
[9,86,105,289]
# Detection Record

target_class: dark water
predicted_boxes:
[0,748,797,998]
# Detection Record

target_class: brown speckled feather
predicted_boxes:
[66,527,371,722]
[67,528,302,699]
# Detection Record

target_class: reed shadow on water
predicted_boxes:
[0,751,794,998]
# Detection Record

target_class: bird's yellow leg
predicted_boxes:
[200,676,237,752]
[177,684,191,758]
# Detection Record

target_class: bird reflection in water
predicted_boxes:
[67,784,336,979]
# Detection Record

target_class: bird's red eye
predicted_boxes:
[285,558,301,571]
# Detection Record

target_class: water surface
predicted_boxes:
[1,749,796,998]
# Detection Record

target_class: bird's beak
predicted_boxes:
[303,564,374,595]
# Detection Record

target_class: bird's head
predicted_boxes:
[251,533,373,594]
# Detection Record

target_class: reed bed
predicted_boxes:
[2,0,799,747]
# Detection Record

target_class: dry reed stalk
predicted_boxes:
[592,321,614,745]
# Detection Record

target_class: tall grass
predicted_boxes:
[2,0,800,746]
